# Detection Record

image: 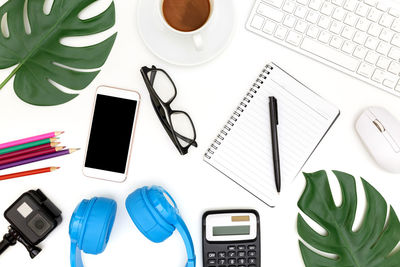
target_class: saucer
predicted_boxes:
[137,0,235,66]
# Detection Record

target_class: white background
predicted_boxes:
[0,0,400,266]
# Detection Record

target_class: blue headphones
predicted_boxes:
[69,186,196,267]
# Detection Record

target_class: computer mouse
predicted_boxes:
[356,107,400,173]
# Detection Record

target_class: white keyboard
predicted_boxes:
[247,0,400,96]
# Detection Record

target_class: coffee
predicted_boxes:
[162,0,211,32]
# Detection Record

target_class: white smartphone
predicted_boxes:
[83,85,141,182]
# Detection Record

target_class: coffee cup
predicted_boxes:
[159,0,214,51]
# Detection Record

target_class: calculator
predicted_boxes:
[202,210,260,267]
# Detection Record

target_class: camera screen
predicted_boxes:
[85,94,138,174]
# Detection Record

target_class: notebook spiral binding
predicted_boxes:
[204,64,274,160]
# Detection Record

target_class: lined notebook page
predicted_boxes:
[204,63,339,207]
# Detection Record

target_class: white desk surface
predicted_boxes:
[1,0,400,266]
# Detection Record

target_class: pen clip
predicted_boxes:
[269,97,278,125]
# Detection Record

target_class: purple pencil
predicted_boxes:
[0,149,79,171]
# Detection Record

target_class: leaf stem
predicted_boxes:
[0,64,22,90]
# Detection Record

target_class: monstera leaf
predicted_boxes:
[298,170,400,267]
[0,0,116,106]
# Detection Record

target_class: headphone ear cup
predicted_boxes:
[80,198,117,255]
[125,187,174,243]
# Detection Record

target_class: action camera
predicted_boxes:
[0,189,62,258]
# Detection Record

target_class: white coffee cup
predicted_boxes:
[158,0,214,51]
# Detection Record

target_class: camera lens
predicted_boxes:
[28,214,51,237]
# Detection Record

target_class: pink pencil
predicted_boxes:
[0,131,64,150]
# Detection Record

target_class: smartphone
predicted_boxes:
[83,86,140,182]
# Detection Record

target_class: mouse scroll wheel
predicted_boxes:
[373,119,386,132]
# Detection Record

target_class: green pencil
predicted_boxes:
[0,138,58,155]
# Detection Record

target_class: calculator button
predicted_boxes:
[249,265,256,267]
[227,246,236,250]
[208,259,217,264]
[218,252,226,258]
[237,251,246,257]
[238,258,246,264]
[208,252,216,258]
[248,245,256,250]
[228,251,236,257]
[248,258,257,264]
[237,245,246,250]
[248,250,257,257]
[228,258,236,264]
[239,265,246,267]
[218,259,227,265]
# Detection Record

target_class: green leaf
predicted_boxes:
[297,170,400,267]
[0,0,117,106]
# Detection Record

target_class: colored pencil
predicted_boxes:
[0,142,59,161]
[0,167,59,181]
[0,146,65,165]
[0,131,64,150]
[0,149,79,170]
[0,138,58,155]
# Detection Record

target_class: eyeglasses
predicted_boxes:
[140,66,198,155]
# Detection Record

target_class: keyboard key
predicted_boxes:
[307,25,320,38]
[318,16,331,28]
[389,8,400,18]
[332,7,346,21]
[330,36,344,48]
[263,0,284,8]
[275,26,288,39]
[309,0,323,10]
[306,11,320,23]
[391,19,400,32]
[283,0,296,13]
[376,42,390,55]
[263,20,277,34]
[356,18,371,31]
[283,15,296,27]
[258,3,285,22]
[342,40,356,53]
[367,24,382,37]
[301,37,360,71]
[379,28,395,42]
[392,34,400,47]
[365,51,379,64]
[344,13,359,26]
[383,78,397,88]
[343,0,358,12]
[287,31,303,46]
[294,6,308,18]
[330,21,344,34]
[376,1,390,12]
[357,62,374,77]
[388,47,400,60]
[321,2,335,15]
[372,69,387,83]
[318,31,332,43]
[379,14,395,28]
[353,45,368,58]
[365,37,379,49]
[356,3,370,17]
[388,61,400,74]
[251,15,265,29]
[342,26,356,39]
[367,9,383,22]
[353,31,368,44]
[376,56,391,69]
[295,20,308,33]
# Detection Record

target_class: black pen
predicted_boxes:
[269,96,281,193]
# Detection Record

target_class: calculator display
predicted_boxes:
[213,225,250,236]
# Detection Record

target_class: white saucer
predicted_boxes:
[137,0,235,66]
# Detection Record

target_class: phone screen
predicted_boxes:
[85,94,138,174]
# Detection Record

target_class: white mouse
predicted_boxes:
[356,107,400,173]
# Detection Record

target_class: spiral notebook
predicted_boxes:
[204,62,340,207]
